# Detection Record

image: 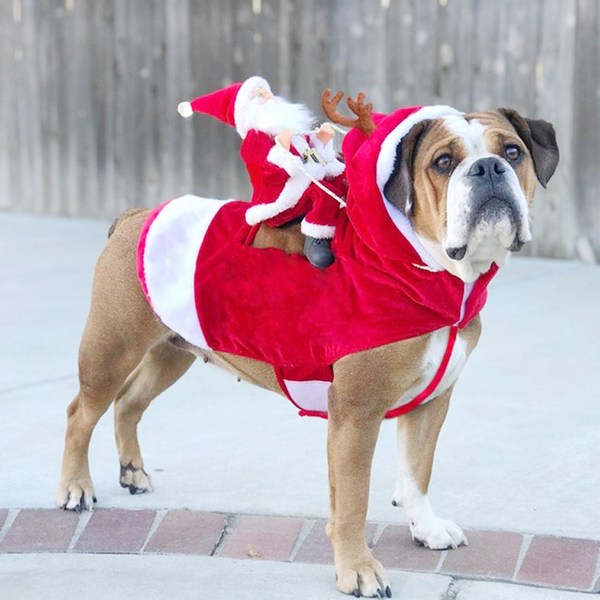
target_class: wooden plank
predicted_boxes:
[0,0,597,261]
[0,0,16,210]
[382,0,419,109]
[528,0,577,259]
[573,0,600,262]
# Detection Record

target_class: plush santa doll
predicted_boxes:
[178,76,346,269]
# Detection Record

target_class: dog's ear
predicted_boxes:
[498,108,560,188]
[383,120,431,214]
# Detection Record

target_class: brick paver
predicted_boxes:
[0,509,79,553]
[440,529,524,580]
[144,510,227,555]
[373,524,442,572]
[0,507,596,593]
[73,509,155,553]
[218,514,303,561]
[516,534,600,590]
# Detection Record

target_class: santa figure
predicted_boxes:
[178,76,346,268]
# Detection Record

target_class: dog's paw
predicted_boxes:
[336,557,392,598]
[119,462,153,495]
[57,481,97,512]
[409,516,468,550]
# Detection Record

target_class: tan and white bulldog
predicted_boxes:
[57,93,558,598]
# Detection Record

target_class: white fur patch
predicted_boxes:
[393,386,469,549]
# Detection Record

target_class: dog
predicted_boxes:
[57,92,558,598]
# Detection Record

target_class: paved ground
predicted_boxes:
[0,211,599,599]
[0,507,598,597]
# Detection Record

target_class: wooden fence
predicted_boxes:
[1,0,599,261]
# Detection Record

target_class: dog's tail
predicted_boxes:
[108,208,147,238]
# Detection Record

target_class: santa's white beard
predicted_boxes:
[243,96,316,137]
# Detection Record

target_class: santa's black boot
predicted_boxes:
[304,236,334,269]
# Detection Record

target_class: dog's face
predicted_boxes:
[384,109,559,281]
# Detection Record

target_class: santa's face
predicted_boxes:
[253,87,274,104]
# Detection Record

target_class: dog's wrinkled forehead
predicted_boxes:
[439,112,528,156]
[419,112,523,161]
[438,114,486,153]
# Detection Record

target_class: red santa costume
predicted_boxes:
[178,76,346,241]
[139,101,499,419]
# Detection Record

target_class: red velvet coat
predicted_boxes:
[138,105,498,419]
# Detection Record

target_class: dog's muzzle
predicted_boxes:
[445,157,528,260]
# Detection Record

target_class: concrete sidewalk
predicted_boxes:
[1,553,595,600]
[0,211,598,599]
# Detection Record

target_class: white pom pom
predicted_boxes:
[177,101,193,118]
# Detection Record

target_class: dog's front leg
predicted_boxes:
[326,381,391,597]
[392,388,468,550]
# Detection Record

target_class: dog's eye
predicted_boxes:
[505,144,522,161]
[432,154,453,174]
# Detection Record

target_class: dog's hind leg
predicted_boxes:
[57,329,153,511]
[57,209,161,511]
[114,339,196,495]
[392,388,468,550]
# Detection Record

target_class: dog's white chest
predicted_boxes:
[393,328,468,410]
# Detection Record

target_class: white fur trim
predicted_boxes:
[245,169,311,225]
[323,158,345,178]
[267,143,302,176]
[384,203,444,271]
[301,219,336,239]
[142,195,231,348]
[234,76,270,138]
[300,159,327,180]
[177,101,193,118]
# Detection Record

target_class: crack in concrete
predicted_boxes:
[440,577,461,600]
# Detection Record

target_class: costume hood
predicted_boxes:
[343,105,464,265]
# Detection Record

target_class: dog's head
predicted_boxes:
[381,108,559,281]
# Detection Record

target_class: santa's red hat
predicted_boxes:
[177,76,271,139]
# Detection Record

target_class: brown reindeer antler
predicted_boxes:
[321,88,376,136]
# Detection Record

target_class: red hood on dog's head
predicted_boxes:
[336,95,558,283]
[342,105,463,268]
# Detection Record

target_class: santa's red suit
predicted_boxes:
[178,76,346,239]
[140,102,499,419]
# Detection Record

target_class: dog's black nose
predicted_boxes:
[446,245,467,260]
[468,157,507,178]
